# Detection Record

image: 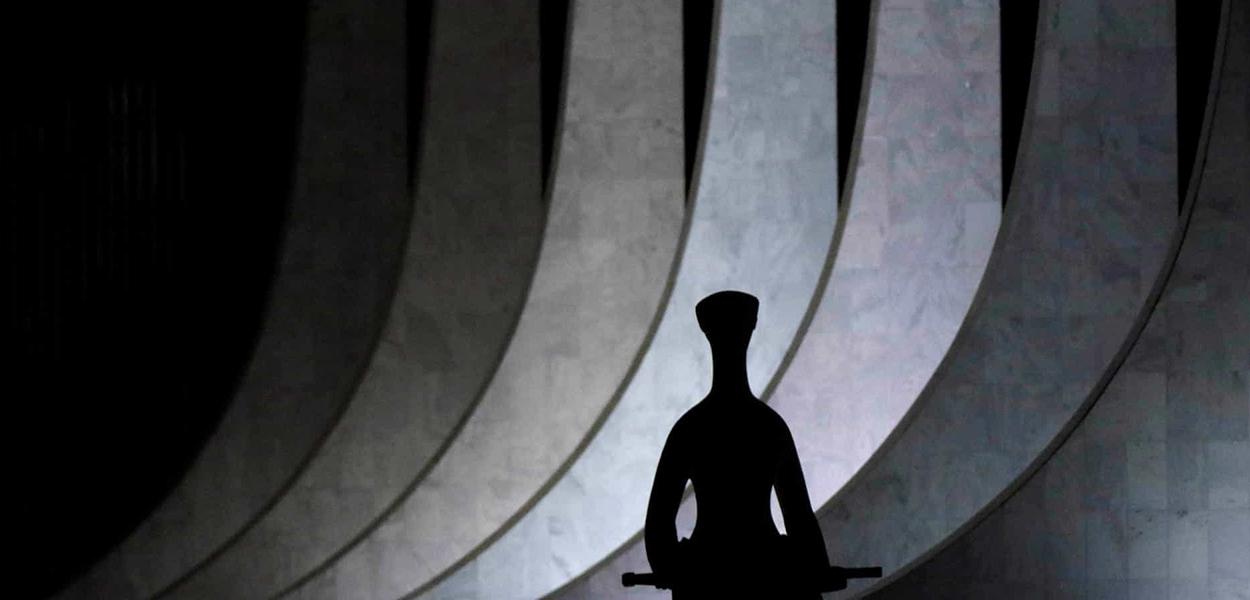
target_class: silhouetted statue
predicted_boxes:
[642,291,829,598]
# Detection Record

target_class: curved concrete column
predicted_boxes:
[162,2,547,598]
[280,1,686,598]
[550,2,1004,596]
[778,0,1001,513]
[420,1,840,598]
[816,0,1179,593]
[876,2,1247,596]
[57,3,411,599]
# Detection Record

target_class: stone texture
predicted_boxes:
[553,2,1003,597]
[818,0,1178,592]
[758,0,1002,536]
[57,2,411,598]
[420,1,840,598]
[163,2,547,598]
[876,1,1247,598]
[282,0,686,598]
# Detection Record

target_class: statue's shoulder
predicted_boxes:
[672,402,704,432]
[746,396,783,419]
[750,400,793,438]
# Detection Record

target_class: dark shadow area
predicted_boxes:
[1,4,306,598]
[628,292,877,598]
[683,0,715,198]
[837,0,872,195]
[1000,0,1040,207]
[540,0,571,192]
[1177,0,1221,211]
[407,1,435,191]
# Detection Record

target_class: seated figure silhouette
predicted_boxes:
[644,291,829,599]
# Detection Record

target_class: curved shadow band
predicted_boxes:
[817,0,1181,593]
[160,1,550,598]
[546,0,1006,595]
[277,0,688,598]
[57,3,413,599]
[419,1,843,598]
[873,0,1244,595]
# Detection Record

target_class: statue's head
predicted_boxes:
[696,290,758,348]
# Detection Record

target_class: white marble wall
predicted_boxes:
[162,2,547,598]
[819,0,1178,593]
[775,0,1001,525]
[280,0,686,598]
[420,1,840,598]
[551,1,1004,596]
[57,2,411,598]
[875,2,1248,597]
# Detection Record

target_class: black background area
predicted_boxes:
[2,4,307,597]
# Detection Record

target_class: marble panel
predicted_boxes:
[1126,440,1168,510]
[1128,508,1170,579]
[1208,442,1250,509]
[1208,510,1250,581]
[1168,441,1209,510]
[419,0,839,598]
[56,2,411,598]
[280,0,685,598]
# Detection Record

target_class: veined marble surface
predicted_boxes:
[282,0,686,598]
[421,0,839,598]
[820,0,1178,593]
[551,1,1003,596]
[876,2,1248,596]
[780,0,1001,526]
[57,2,412,598]
[164,1,547,598]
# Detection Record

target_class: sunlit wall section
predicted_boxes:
[57,2,411,598]
[419,1,839,598]
[549,2,1004,596]
[163,2,547,598]
[818,0,1179,593]
[766,0,1002,528]
[280,1,686,598]
[877,3,1247,595]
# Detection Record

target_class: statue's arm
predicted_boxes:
[645,425,687,577]
[775,423,830,569]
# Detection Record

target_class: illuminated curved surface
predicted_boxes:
[817,0,1179,593]
[878,3,1248,594]
[163,2,547,598]
[57,2,411,598]
[791,0,1000,503]
[551,2,1004,596]
[281,1,686,598]
[740,0,1002,528]
[421,1,840,597]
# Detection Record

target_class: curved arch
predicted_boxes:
[814,0,1181,593]
[278,0,688,597]
[753,0,1004,534]
[875,0,1244,595]
[160,1,549,597]
[547,0,1007,595]
[418,0,843,597]
[57,2,412,598]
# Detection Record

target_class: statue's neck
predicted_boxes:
[708,346,751,397]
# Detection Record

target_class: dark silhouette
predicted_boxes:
[636,291,835,598]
